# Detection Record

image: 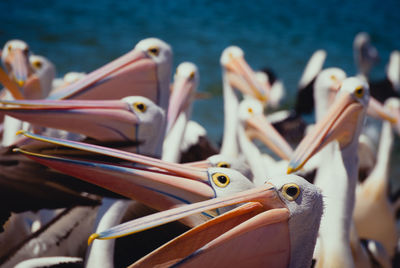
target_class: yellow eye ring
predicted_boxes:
[7,45,12,52]
[133,102,147,113]
[148,46,160,57]
[282,183,300,201]
[212,172,230,188]
[216,161,231,168]
[354,86,364,98]
[189,71,195,80]
[248,107,253,114]
[32,60,42,69]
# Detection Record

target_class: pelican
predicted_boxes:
[15,131,255,227]
[353,97,400,257]
[287,77,395,267]
[48,38,172,112]
[0,96,165,156]
[1,41,56,100]
[219,46,269,157]
[24,55,56,99]
[353,32,379,80]
[162,62,199,162]
[1,40,31,90]
[237,98,294,185]
[1,54,56,146]
[87,174,323,268]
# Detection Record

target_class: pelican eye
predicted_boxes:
[189,71,195,80]
[212,172,230,188]
[32,60,42,69]
[133,102,147,113]
[282,183,300,201]
[148,46,160,57]
[354,86,364,98]
[8,45,12,52]
[248,107,253,114]
[216,161,231,168]
[330,75,337,81]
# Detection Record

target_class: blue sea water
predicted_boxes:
[1,0,400,169]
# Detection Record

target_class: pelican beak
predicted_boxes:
[287,92,365,173]
[328,81,395,124]
[6,48,30,87]
[166,73,196,132]
[14,147,216,228]
[48,49,157,100]
[89,182,291,267]
[18,131,208,180]
[183,159,211,169]
[367,97,397,124]
[0,67,24,99]
[225,56,269,103]
[88,181,287,244]
[245,113,293,160]
[1,99,142,142]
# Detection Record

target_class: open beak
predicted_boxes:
[166,74,196,132]
[48,49,157,101]
[287,92,365,173]
[225,56,269,103]
[0,99,142,142]
[245,113,293,160]
[88,182,290,267]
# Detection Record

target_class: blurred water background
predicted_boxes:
[1,0,400,185]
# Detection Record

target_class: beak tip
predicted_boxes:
[286,164,298,174]
[16,79,25,87]
[15,130,26,136]
[88,233,99,246]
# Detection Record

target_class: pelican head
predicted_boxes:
[48,38,172,111]
[220,46,269,103]
[166,62,199,132]
[238,98,293,160]
[186,154,253,179]
[288,77,395,173]
[1,96,165,156]
[1,39,31,87]
[24,55,56,99]
[353,32,379,77]
[314,68,347,120]
[88,174,322,268]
